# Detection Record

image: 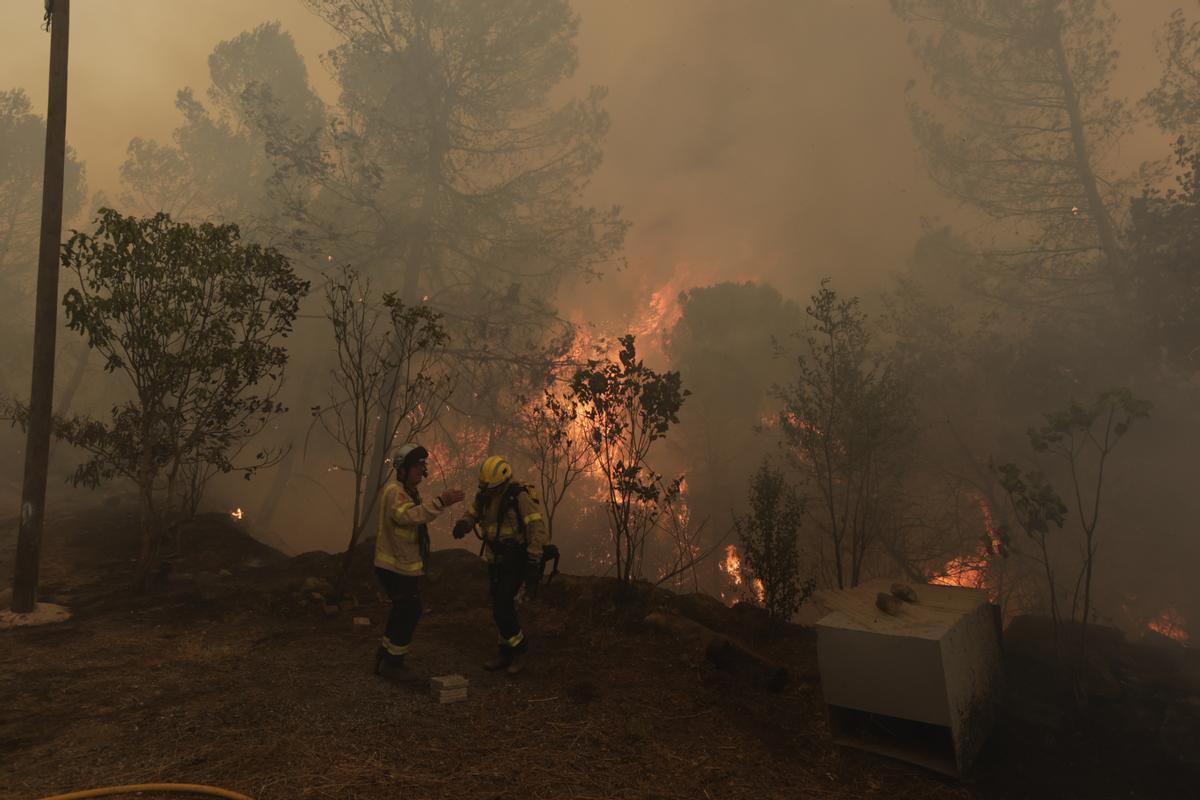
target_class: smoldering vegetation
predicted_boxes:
[0,0,1197,650]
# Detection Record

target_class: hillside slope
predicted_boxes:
[0,505,1195,799]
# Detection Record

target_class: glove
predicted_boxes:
[522,558,543,598]
[439,488,466,507]
[452,519,473,540]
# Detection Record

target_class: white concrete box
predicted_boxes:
[815,579,1003,775]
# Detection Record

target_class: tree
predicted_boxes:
[1027,389,1150,647]
[1144,8,1200,142]
[666,282,801,528]
[261,1,627,512]
[777,281,914,589]
[735,461,814,625]
[892,0,1132,301]
[571,335,688,584]
[993,462,1069,642]
[119,22,323,228]
[0,87,86,395]
[276,0,625,299]
[517,382,597,542]
[994,388,1149,652]
[1128,141,1200,371]
[312,265,451,595]
[44,209,308,590]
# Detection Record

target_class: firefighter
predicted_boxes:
[452,455,547,675]
[374,443,464,678]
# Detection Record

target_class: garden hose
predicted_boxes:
[36,783,254,800]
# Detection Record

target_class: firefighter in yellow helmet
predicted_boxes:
[374,443,464,678]
[452,455,547,675]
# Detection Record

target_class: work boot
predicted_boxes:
[374,646,406,678]
[505,649,526,676]
[482,645,511,671]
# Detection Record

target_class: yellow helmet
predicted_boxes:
[479,455,512,489]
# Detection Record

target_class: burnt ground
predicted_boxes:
[0,502,1197,800]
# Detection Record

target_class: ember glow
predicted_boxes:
[929,493,998,594]
[230,507,244,521]
[1147,608,1190,644]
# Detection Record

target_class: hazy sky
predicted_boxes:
[0,0,1185,316]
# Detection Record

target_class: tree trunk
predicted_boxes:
[135,475,159,593]
[1051,19,1127,286]
[335,478,367,598]
[643,611,790,692]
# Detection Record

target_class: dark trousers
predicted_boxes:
[375,567,421,655]
[489,556,527,653]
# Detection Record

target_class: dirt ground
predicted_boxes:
[0,503,1196,800]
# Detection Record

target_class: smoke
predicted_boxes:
[0,0,1178,300]
[0,1,1196,630]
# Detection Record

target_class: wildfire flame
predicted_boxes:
[1147,608,1190,644]
[720,544,743,586]
[718,544,765,605]
[230,507,244,521]
[929,492,998,594]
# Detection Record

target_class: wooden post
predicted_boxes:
[12,0,71,614]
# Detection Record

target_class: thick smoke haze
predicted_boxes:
[0,1,1196,637]
[0,0,1176,308]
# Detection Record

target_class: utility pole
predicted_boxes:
[12,0,71,614]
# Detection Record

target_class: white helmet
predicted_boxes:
[392,443,429,471]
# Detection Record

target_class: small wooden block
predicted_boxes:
[431,674,469,690]
[436,688,469,704]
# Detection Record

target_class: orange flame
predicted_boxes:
[718,544,765,605]
[1147,608,1190,644]
[929,493,998,593]
[230,507,244,521]
[720,544,743,587]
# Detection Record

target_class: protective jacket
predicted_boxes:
[375,481,447,576]
[459,484,547,563]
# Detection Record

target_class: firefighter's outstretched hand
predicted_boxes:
[452,519,473,540]
[439,488,466,507]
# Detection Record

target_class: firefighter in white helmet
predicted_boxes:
[452,455,547,675]
[374,443,464,677]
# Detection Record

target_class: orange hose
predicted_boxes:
[36,783,254,800]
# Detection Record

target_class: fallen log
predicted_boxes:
[644,610,790,692]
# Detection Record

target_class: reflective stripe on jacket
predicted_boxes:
[458,484,547,562]
[374,481,445,576]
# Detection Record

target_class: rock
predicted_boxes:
[323,604,339,616]
[875,592,903,616]
[218,569,232,578]
[352,616,371,627]
[301,576,334,595]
